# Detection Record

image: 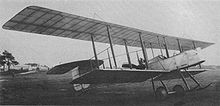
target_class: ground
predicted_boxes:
[0,68,220,105]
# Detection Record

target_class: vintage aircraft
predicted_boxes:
[2,6,214,100]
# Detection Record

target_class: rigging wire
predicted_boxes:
[89,26,143,61]
[89,46,111,60]
[89,13,143,61]
[101,49,142,60]
[89,12,110,60]
[89,13,120,60]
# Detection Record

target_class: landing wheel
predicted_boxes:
[173,85,185,97]
[155,86,168,100]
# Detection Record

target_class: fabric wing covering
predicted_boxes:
[70,69,206,84]
[3,6,213,50]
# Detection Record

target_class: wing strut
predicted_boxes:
[192,41,196,49]
[124,39,132,69]
[91,34,99,69]
[139,32,149,69]
[177,39,182,52]
[136,51,140,64]
[107,49,112,69]
[163,37,169,58]
[107,25,117,68]
[150,43,155,58]
[157,36,163,55]
[192,41,201,68]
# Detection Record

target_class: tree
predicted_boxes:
[0,50,19,71]
[0,54,6,71]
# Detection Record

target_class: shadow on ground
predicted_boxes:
[0,68,220,105]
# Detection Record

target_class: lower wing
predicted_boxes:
[70,68,207,84]
[47,60,207,84]
[70,69,166,84]
[153,68,208,81]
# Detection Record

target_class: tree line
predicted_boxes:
[0,50,19,72]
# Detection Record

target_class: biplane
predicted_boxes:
[2,6,214,100]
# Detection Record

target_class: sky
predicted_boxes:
[0,0,219,67]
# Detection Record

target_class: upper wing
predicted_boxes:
[2,6,213,51]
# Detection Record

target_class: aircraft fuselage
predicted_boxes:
[148,49,204,71]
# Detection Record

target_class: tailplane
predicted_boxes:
[47,59,103,92]
[47,59,103,74]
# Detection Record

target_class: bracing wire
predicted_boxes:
[101,49,142,60]
[89,46,111,60]
[90,13,114,60]
[89,13,142,61]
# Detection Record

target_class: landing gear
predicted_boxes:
[150,68,212,100]
[174,68,212,93]
[151,77,168,100]
[173,85,185,96]
[183,69,212,92]
[155,86,168,100]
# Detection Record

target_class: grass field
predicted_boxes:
[0,68,220,105]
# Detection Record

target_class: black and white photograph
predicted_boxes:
[0,0,220,105]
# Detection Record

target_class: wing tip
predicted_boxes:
[2,5,38,30]
[26,5,41,9]
[2,24,7,30]
[202,42,215,49]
